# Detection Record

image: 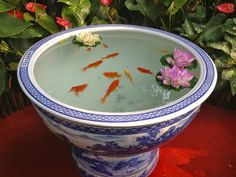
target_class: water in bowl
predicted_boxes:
[34,30,199,113]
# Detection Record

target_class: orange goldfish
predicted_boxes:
[124,68,134,84]
[86,47,92,51]
[82,60,103,72]
[101,52,119,60]
[102,43,109,48]
[100,79,120,104]
[137,67,153,75]
[103,72,122,79]
[69,83,88,96]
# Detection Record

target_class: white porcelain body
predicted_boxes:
[18,25,217,177]
[34,104,200,177]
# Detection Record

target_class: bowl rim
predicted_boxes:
[17,24,217,127]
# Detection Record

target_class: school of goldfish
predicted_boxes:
[69,43,154,104]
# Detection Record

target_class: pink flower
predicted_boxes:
[25,2,47,13]
[7,10,23,19]
[56,17,72,27]
[157,65,194,88]
[100,0,112,6]
[216,3,235,14]
[157,67,172,86]
[166,48,195,68]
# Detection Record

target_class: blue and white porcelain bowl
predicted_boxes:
[18,25,217,177]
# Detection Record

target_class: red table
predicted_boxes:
[0,103,236,177]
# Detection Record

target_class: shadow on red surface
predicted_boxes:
[0,103,235,177]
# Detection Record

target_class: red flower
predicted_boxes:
[25,2,47,13]
[216,3,235,14]
[56,17,72,27]
[100,0,112,6]
[7,10,23,19]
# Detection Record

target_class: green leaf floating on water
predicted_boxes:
[160,54,173,66]
[189,77,198,88]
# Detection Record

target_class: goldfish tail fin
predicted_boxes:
[100,96,106,104]
[82,67,87,72]
[75,92,80,97]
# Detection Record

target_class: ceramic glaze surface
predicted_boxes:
[18,25,216,125]
[72,147,158,177]
[35,104,198,177]
[34,30,198,113]
[18,25,217,177]
[18,25,216,126]
[36,105,199,155]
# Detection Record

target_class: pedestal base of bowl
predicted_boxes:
[72,146,159,177]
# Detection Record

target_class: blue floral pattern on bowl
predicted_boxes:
[18,25,217,177]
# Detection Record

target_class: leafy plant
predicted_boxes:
[0,0,122,96]
[177,1,236,95]
[124,0,189,31]
[0,0,55,95]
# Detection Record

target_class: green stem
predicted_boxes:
[105,7,115,24]
[168,15,172,32]
[160,17,167,31]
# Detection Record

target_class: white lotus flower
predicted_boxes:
[75,32,101,47]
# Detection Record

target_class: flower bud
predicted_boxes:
[100,0,112,6]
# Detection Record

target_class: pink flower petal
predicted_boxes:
[179,81,191,87]
[172,48,195,68]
